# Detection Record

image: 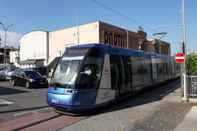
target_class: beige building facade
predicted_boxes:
[19,21,171,71]
[47,21,150,64]
[48,21,99,64]
[20,31,49,65]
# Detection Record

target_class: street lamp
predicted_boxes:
[0,22,13,64]
[181,0,188,101]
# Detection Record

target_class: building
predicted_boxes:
[0,47,17,64]
[20,31,49,66]
[19,21,171,74]
[148,39,171,55]
[10,49,20,66]
[50,21,148,64]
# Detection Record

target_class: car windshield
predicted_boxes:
[25,71,42,79]
[50,56,84,87]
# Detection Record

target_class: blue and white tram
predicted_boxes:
[47,44,180,113]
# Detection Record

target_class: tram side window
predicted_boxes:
[165,62,169,75]
[123,57,132,89]
[157,60,165,80]
[132,57,144,87]
[132,56,151,88]
[110,55,123,90]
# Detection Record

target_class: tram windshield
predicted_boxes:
[51,56,83,87]
[50,47,104,89]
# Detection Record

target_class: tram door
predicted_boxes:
[151,55,158,82]
[110,55,129,97]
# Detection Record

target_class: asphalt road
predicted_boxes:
[0,81,49,122]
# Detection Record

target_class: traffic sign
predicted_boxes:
[175,53,185,63]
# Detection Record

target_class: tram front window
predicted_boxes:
[51,47,104,89]
[51,56,83,87]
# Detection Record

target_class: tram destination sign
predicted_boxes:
[175,53,185,63]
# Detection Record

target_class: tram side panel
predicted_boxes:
[95,54,116,105]
[131,55,153,92]
[151,55,159,84]
[109,55,132,98]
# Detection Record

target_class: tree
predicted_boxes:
[186,53,197,75]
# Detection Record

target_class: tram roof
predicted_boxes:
[68,43,172,59]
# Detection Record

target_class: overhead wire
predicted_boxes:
[90,0,158,33]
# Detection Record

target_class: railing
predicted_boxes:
[187,76,197,98]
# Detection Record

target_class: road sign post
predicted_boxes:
[175,53,185,63]
[175,53,187,101]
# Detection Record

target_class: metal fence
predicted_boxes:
[187,76,197,98]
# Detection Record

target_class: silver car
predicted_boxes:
[0,65,16,80]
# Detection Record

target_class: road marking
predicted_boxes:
[0,99,14,106]
[14,107,53,117]
[14,111,34,117]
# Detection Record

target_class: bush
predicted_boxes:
[186,54,197,75]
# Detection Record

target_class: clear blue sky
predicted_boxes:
[0,0,196,54]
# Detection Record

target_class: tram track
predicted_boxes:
[12,114,62,131]
[21,115,84,131]
[0,109,85,131]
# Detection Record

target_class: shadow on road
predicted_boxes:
[86,79,181,116]
[0,86,28,96]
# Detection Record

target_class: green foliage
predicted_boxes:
[186,54,197,75]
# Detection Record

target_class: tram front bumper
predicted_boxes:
[47,89,97,112]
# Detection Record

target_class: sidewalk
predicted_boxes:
[60,84,196,131]
[174,106,197,131]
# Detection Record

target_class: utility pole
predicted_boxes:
[126,29,129,48]
[76,15,79,45]
[75,7,79,45]
[0,22,13,64]
[181,0,188,101]
[0,37,1,47]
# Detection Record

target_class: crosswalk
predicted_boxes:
[0,99,14,106]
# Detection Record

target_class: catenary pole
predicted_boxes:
[181,0,188,101]
[0,22,13,64]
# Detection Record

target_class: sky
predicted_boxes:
[0,0,196,54]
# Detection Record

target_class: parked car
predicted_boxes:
[11,69,48,88]
[0,64,17,80]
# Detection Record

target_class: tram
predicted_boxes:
[47,44,180,113]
